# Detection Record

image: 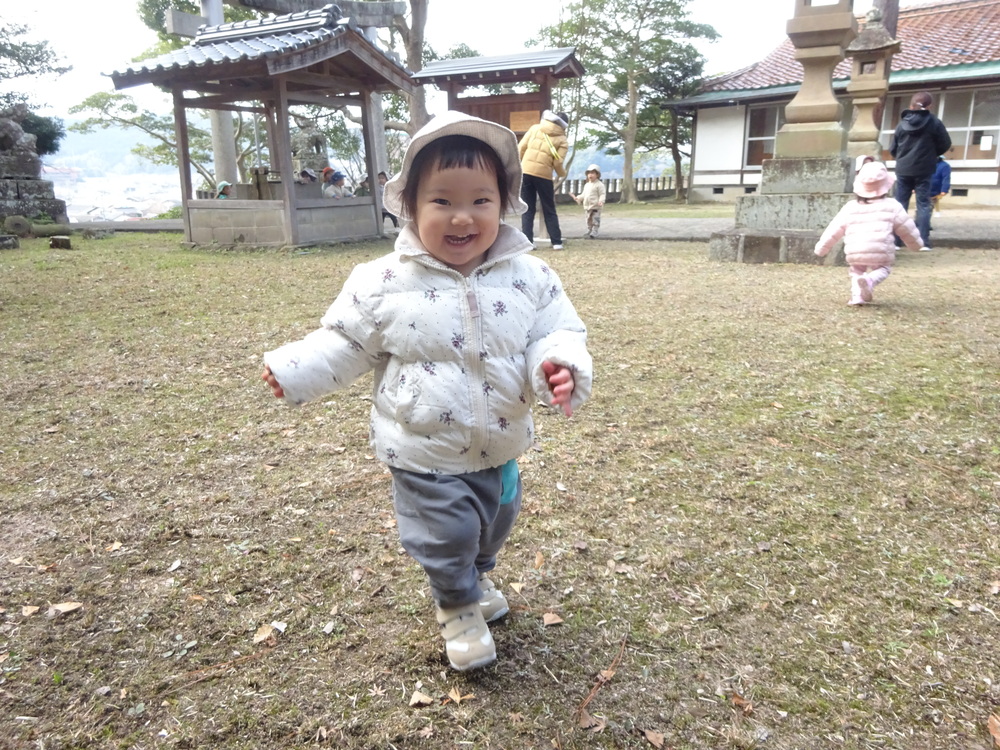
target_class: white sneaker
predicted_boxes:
[477,574,509,622]
[551,244,564,251]
[436,603,496,671]
[919,246,933,252]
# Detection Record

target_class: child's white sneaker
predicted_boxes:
[436,603,496,671]
[477,573,509,622]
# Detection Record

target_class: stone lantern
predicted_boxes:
[775,0,858,161]
[845,8,901,161]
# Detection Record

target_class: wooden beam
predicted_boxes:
[286,92,364,108]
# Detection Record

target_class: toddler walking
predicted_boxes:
[572,164,606,239]
[815,161,923,306]
[261,111,593,671]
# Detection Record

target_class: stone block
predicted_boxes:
[0,152,41,179]
[190,226,213,245]
[16,180,57,200]
[736,192,849,232]
[774,122,849,160]
[49,235,72,249]
[760,157,852,195]
[0,234,18,250]
[709,227,838,265]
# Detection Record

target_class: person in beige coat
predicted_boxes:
[518,110,569,249]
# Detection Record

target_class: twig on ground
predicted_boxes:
[575,629,629,724]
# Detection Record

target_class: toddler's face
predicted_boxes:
[414,162,502,276]
[586,172,598,181]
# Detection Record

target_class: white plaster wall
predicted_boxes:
[694,106,746,172]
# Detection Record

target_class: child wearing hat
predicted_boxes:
[322,169,353,199]
[815,161,924,306]
[216,181,232,199]
[261,111,592,671]
[571,164,606,239]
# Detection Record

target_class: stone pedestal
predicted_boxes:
[709,0,856,265]
[0,175,69,225]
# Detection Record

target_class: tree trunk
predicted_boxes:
[396,0,429,133]
[620,75,640,203]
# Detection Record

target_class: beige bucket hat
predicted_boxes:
[382,110,527,221]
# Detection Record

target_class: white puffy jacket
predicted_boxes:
[264,223,593,475]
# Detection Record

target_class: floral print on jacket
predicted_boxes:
[264,223,592,475]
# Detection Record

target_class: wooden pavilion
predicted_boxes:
[110,3,414,247]
[411,48,584,136]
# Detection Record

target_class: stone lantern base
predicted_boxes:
[709,155,854,265]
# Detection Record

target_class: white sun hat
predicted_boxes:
[382,110,528,221]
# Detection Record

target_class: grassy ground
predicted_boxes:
[2,233,999,749]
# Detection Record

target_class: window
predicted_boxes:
[745,105,783,167]
[881,89,1000,165]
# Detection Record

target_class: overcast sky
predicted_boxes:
[3,0,904,119]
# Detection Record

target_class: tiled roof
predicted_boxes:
[700,0,1000,93]
[110,4,407,89]
[412,48,584,85]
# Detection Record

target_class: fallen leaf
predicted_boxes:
[644,729,665,748]
[510,582,525,593]
[409,690,435,707]
[252,623,275,644]
[447,687,474,704]
[47,602,83,618]
[534,551,544,569]
[732,692,754,715]
[574,540,588,551]
[263,463,278,472]
[168,560,181,572]
[352,567,366,583]
[989,714,1000,747]
[105,541,122,552]
[990,581,1000,596]
[270,621,287,633]
[0,653,8,664]
[556,482,568,492]
[9,557,25,565]
[599,669,615,682]
[416,725,433,738]
[543,612,564,626]
[771,402,783,409]
[188,595,206,603]
[322,621,335,635]
[578,708,606,731]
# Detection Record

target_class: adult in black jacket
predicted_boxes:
[890,92,951,250]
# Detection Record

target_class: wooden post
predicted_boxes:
[172,89,194,242]
[273,77,300,247]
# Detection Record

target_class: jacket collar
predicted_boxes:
[394,222,534,273]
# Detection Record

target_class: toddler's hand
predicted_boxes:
[262,366,285,399]
[542,360,575,417]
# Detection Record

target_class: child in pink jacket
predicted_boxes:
[815,161,924,306]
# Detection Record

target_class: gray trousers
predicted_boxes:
[390,463,522,609]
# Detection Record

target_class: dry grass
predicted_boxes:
[2,233,999,750]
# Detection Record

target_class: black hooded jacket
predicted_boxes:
[890,108,952,178]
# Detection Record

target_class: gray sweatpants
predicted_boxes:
[389,462,522,609]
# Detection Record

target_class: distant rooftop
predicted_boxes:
[412,48,584,87]
[694,0,1000,99]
